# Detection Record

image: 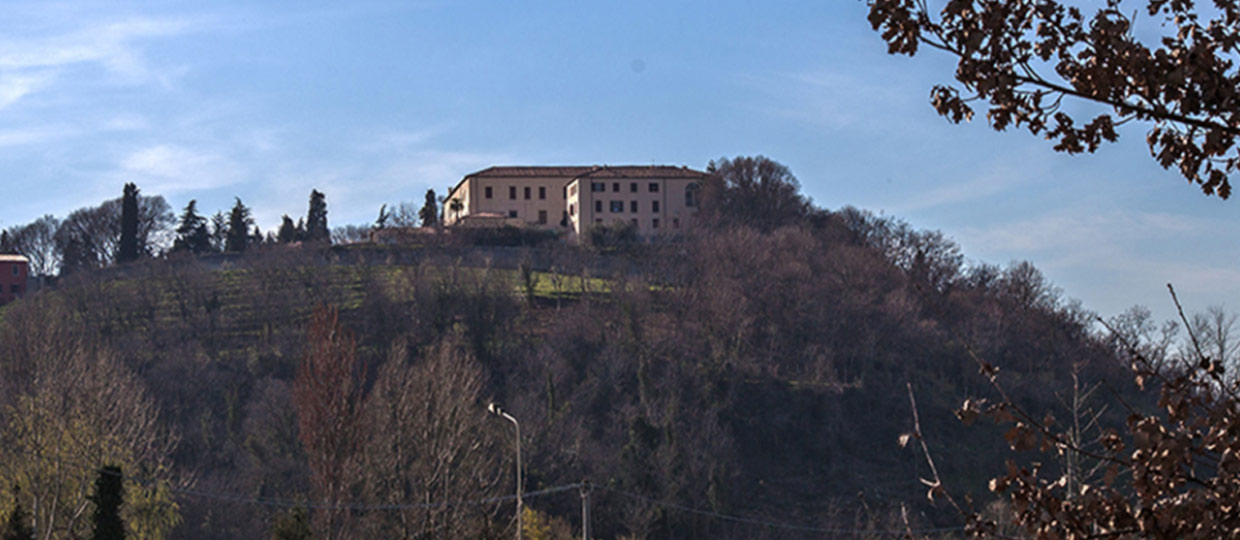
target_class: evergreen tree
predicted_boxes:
[89,466,125,540]
[419,189,438,228]
[117,183,140,263]
[277,215,298,244]
[305,190,329,243]
[172,200,211,254]
[1,486,35,540]
[374,204,390,229]
[250,225,264,247]
[225,198,254,253]
[210,211,228,253]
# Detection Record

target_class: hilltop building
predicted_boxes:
[444,165,707,238]
[0,254,29,305]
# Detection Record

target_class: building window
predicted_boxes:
[673,218,680,228]
[569,204,575,216]
[485,186,493,199]
[539,187,546,199]
[9,284,17,294]
[649,182,659,193]
[10,266,17,276]
[685,183,700,207]
[570,185,577,196]
[509,186,517,199]
[630,182,638,193]
[652,200,660,212]
[538,210,547,224]
[630,218,638,227]
[595,218,602,223]
[612,182,620,192]
[591,182,605,192]
[524,187,531,200]
[630,201,638,212]
[509,210,518,218]
[653,218,660,229]
[610,201,624,213]
[595,200,602,213]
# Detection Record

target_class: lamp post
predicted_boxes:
[488,402,522,540]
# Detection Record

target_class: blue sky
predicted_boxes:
[1,0,1236,325]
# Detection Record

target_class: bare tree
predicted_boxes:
[293,305,369,540]
[0,297,178,540]
[360,336,505,539]
[3,216,61,277]
[1187,305,1240,373]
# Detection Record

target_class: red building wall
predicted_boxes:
[0,255,29,305]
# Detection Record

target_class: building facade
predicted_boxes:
[0,254,29,305]
[445,165,707,237]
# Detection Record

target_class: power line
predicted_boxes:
[4,446,579,512]
[7,446,968,534]
[602,487,966,537]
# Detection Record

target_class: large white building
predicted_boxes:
[444,165,707,237]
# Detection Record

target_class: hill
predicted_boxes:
[0,204,1145,540]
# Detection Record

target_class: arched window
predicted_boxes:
[685,183,700,208]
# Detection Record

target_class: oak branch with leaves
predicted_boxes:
[868,0,1240,198]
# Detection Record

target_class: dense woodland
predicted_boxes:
[0,158,1219,539]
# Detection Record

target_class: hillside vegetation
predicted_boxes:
[0,159,1152,539]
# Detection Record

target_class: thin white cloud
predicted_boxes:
[0,14,204,110]
[0,71,52,108]
[118,144,243,195]
[960,210,1205,259]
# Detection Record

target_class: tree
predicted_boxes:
[54,193,173,273]
[305,190,329,243]
[359,336,504,539]
[226,198,254,253]
[209,211,228,253]
[172,200,211,255]
[701,155,810,231]
[270,508,313,540]
[0,298,177,539]
[447,198,463,224]
[374,204,390,229]
[293,305,369,540]
[330,225,370,245]
[868,0,1240,198]
[0,488,34,540]
[118,183,140,264]
[3,216,60,276]
[277,215,298,244]
[419,189,438,228]
[89,466,125,540]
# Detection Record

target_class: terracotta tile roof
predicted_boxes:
[465,166,596,178]
[573,165,707,179]
[464,165,707,179]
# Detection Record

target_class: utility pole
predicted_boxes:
[489,402,522,540]
[580,479,591,540]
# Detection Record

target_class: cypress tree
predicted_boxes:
[419,189,438,227]
[118,183,140,263]
[89,466,125,540]
[305,190,329,243]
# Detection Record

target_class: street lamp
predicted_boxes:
[488,402,522,540]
